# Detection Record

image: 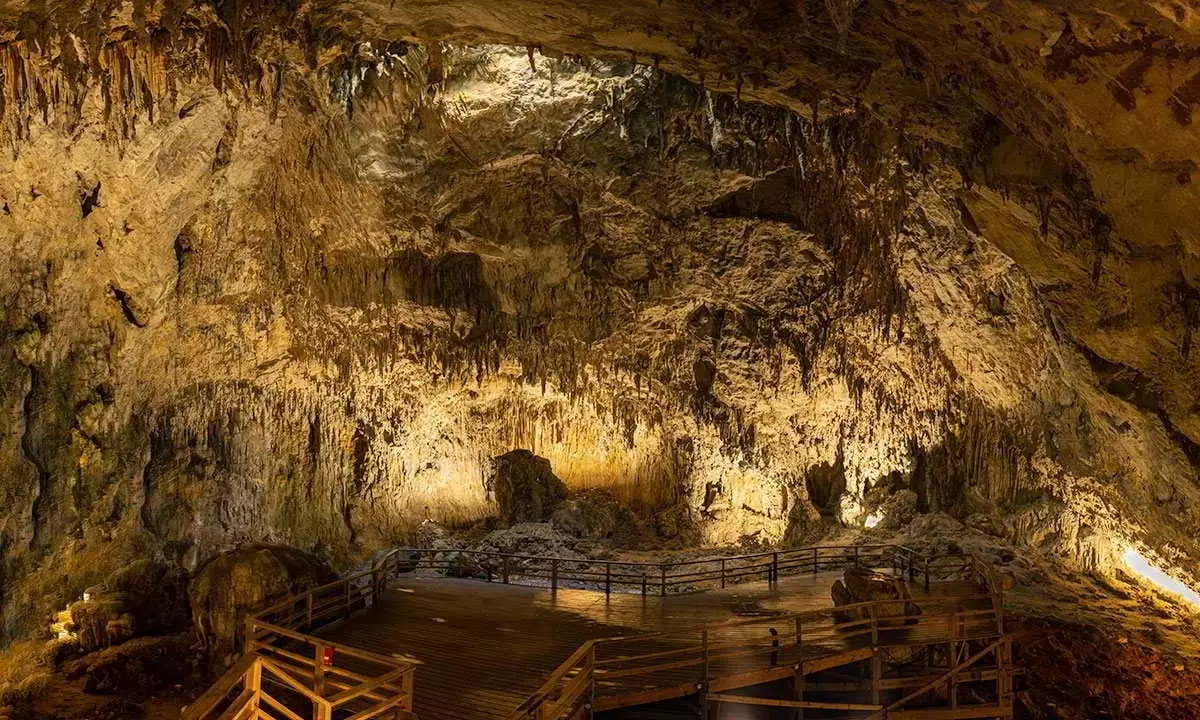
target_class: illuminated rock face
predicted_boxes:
[0,3,1198,640]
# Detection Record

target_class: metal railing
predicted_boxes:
[393,543,939,596]
[512,590,1010,720]
[184,542,999,720]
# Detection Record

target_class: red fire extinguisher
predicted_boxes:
[322,647,334,667]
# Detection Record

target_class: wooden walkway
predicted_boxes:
[315,573,962,720]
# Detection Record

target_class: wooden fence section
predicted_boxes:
[182,550,415,720]
[185,542,1002,720]
[394,543,973,596]
[512,590,1012,720]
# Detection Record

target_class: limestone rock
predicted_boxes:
[63,634,194,695]
[551,490,642,543]
[488,450,567,525]
[831,567,921,627]
[67,598,135,654]
[188,545,337,657]
[473,523,583,559]
[105,561,190,638]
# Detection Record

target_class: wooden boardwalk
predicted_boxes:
[314,572,940,720]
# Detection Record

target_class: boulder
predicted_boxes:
[488,450,567,524]
[189,545,337,657]
[474,522,583,558]
[551,489,641,543]
[106,560,190,636]
[63,634,195,695]
[55,560,190,655]
[865,489,919,530]
[831,566,921,627]
[68,597,135,653]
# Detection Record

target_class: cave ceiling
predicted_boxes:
[0,0,1198,636]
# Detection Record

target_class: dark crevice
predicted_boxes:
[109,284,147,327]
[21,365,52,549]
[80,181,101,217]
[174,229,194,285]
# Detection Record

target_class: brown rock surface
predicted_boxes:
[831,566,922,626]
[188,545,336,657]
[489,450,568,524]
[0,3,1195,713]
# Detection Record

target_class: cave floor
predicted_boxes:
[314,572,964,720]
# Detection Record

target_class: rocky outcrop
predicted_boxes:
[552,490,644,544]
[831,567,921,627]
[104,561,190,638]
[52,560,189,654]
[188,546,336,658]
[63,634,194,695]
[66,598,134,655]
[489,450,567,525]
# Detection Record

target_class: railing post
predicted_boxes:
[503,555,510,584]
[812,547,818,575]
[247,657,262,711]
[720,558,726,589]
[552,559,559,593]
[772,552,779,584]
[588,644,597,720]
[998,636,1014,712]
[401,665,415,711]
[870,604,879,647]
[243,616,253,654]
[661,564,667,596]
[925,557,931,592]
[871,648,882,706]
[642,573,647,596]
[948,610,959,708]
[604,563,611,596]
[314,643,327,698]
[316,699,332,720]
[307,593,314,627]
[345,580,352,619]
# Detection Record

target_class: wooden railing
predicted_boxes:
[184,542,998,720]
[512,589,1010,720]
[182,549,415,720]
[395,543,946,596]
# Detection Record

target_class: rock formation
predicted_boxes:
[831,566,922,626]
[188,545,336,658]
[0,2,1195,713]
[488,450,567,525]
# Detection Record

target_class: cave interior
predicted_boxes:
[0,0,1199,718]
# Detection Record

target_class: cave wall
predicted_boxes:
[0,3,1197,640]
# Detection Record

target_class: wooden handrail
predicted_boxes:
[511,639,596,715]
[510,547,1004,720]
[186,548,415,720]
[191,541,991,720]
[866,638,1005,719]
[181,653,258,720]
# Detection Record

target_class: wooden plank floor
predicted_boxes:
[314,571,976,720]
